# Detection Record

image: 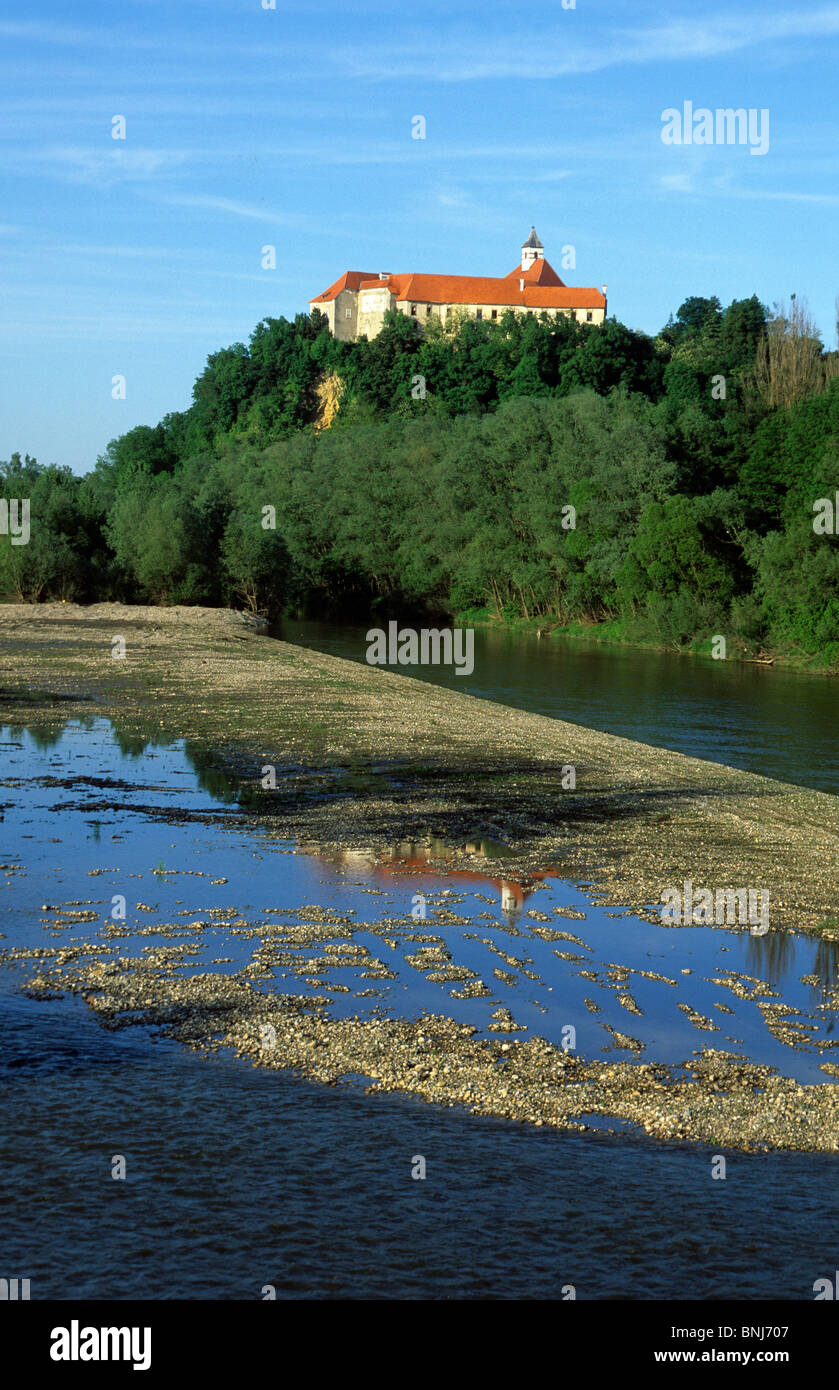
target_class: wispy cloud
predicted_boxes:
[659,172,698,193]
[10,5,839,84]
[341,5,839,80]
[727,188,839,204]
[435,186,473,210]
[0,20,101,47]
[457,169,573,186]
[47,244,192,259]
[25,145,192,186]
[163,194,307,224]
[252,141,613,167]
[658,168,839,204]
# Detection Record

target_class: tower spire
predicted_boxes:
[521,226,544,271]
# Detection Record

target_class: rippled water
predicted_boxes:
[2,719,839,1300]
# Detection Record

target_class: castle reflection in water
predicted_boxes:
[305,837,560,927]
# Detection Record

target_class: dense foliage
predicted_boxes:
[3,294,839,661]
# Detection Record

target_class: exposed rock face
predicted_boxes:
[312,371,344,431]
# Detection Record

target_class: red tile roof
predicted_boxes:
[310,270,379,304]
[374,272,603,309]
[310,257,604,310]
[503,258,566,287]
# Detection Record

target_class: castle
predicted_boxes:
[309,229,607,341]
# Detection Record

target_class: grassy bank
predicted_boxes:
[455,606,839,673]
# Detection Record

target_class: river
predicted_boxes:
[2,713,839,1300]
[275,618,839,794]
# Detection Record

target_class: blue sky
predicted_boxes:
[1,0,838,473]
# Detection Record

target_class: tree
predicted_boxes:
[105,475,210,603]
[0,460,93,601]
[753,298,827,410]
[221,508,291,614]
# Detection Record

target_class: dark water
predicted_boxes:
[4,991,839,1301]
[275,618,839,795]
[3,720,839,1300]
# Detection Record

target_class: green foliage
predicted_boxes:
[751,518,839,650]
[617,494,736,643]
[221,508,291,614]
[7,289,839,663]
[740,379,839,528]
[105,473,213,604]
[0,457,98,601]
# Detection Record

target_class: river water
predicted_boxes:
[2,715,839,1300]
[275,619,839,794]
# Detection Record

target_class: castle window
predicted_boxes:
[446,306,452,317]
[345,308,352,319]
[476,308,483,321]
[491,309,498,320]
[426,304,432,316]
[410,304,417,316]
[586,311,593,322]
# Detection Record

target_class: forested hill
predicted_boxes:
[2,295,839,663]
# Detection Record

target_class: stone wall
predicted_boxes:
[313,293,605,340]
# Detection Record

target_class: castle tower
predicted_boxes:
[521,226,544,272]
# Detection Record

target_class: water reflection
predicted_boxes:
[8,712,839,1007]
[1,719,65,750]
[112,728,161,760]
[184,743,239,804]
[743,927,798,988]
[742,927,839,1011]
[308,838,559,926]
[6,713,839,1084]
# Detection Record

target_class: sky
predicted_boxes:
[1,0,838,474]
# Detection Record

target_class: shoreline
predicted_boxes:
[455,610,839,677]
